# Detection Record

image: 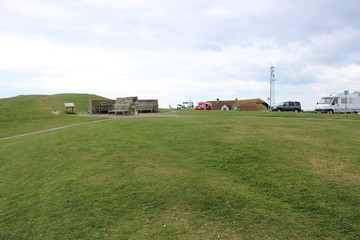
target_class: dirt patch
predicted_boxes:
[309,157,360,182]
[51,110,60,114]
[157,205,243,240]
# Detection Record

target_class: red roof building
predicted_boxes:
[207,98,269,111]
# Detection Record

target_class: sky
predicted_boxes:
[0,0,359,110]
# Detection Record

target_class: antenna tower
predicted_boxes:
[269,66,275,108]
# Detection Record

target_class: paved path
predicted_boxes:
[76,112,185,119]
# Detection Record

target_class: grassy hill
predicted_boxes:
[0,97,360,239]
[0,93,108,138]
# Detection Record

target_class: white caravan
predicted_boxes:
[315,91,360,114]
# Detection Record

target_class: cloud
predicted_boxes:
[0,0,360,110]
[313,64,360,89]
[2,0,66,20]
[1,31,359,108]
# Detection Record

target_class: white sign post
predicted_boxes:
[344,90,349,114]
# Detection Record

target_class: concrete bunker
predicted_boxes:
[89,97,159,115]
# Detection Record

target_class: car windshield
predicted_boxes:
[319,98,333,104]
[277,102,285,106]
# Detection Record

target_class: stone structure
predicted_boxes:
[115,97,159,114]
[137,99,159,113]
[115,97,138,115]
[89,100,116,114]
[89,97,159,114]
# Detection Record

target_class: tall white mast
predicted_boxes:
[269,66,275,109]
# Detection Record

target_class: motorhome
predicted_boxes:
[315,91,360,113]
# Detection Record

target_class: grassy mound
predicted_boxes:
[1,115,359,239]
[0,93,108,138]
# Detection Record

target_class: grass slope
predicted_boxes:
[1,115,359,239]
[0,93,108,138]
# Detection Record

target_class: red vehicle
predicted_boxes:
[193,102,212,110]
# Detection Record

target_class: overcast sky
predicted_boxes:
[1,0,359,109]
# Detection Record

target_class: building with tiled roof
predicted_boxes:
[206,98,269,111]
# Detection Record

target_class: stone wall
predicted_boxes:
[138,99,159,112]
[115,97,138,114]
[115,96,138,105]
[89,97,159,114]
[116,97,159,113]
[89,100,116,114]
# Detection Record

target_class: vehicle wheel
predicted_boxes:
[294,109,298,112]
[327,110,334,114]
[277,109,281,112]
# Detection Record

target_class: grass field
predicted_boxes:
[173,108,360,120]
[1,95,360,239]
[0,94,107,138]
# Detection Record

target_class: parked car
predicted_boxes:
[272,101,301,112]
[193,102,212,110]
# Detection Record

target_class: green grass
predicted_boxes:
[172,109,360,120]
[1,108,359,239]
[0,94,108,138]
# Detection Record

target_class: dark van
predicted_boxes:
[272,101,301,112]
